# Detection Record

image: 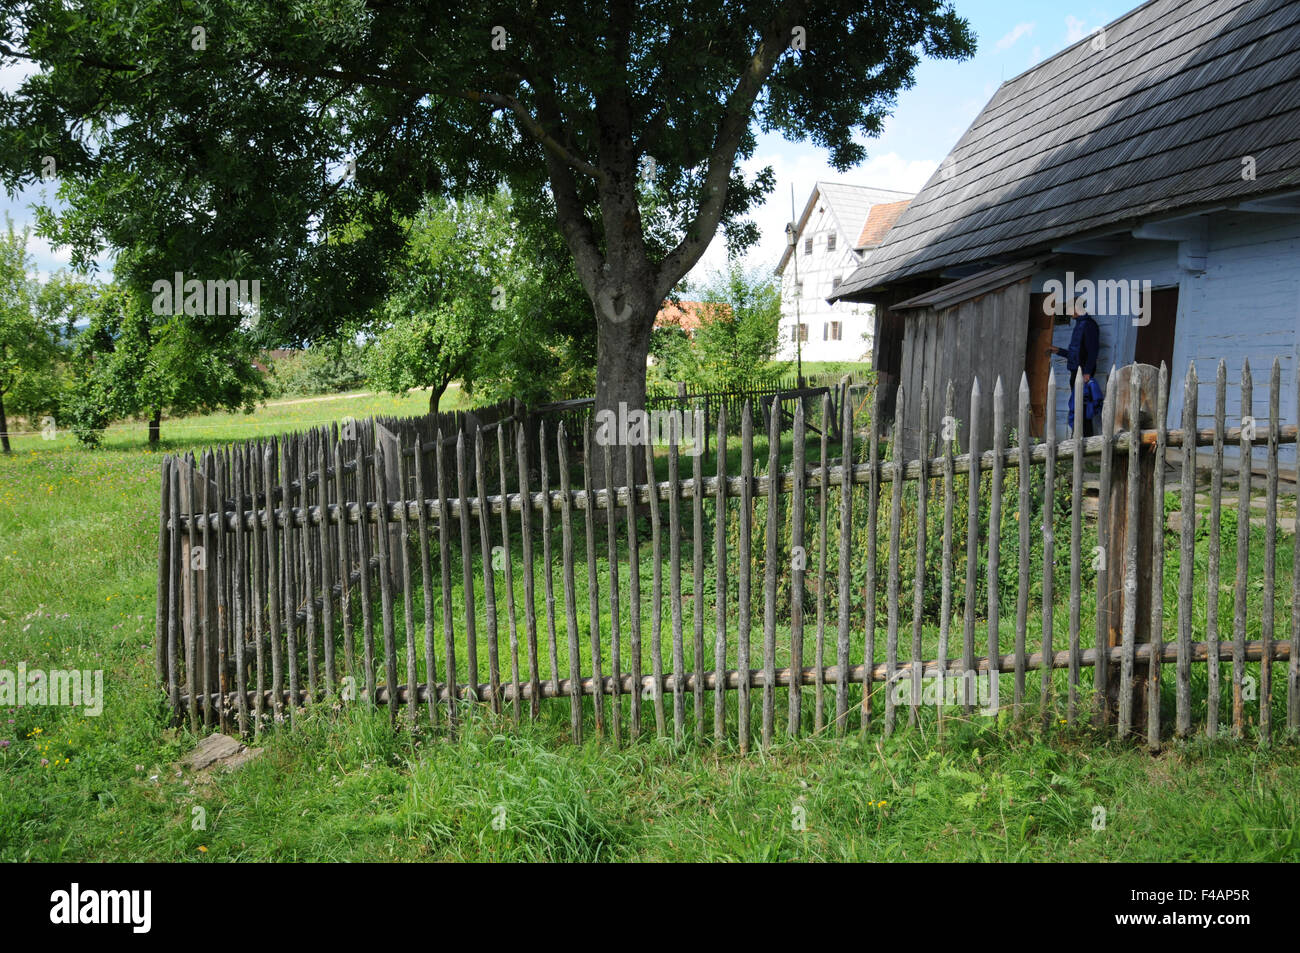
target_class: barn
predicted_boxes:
[832,0,1300,460]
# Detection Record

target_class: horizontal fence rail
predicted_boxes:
[155,361,1300,749]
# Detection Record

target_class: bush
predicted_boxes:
[656,264,787,391]
[271,340,370,397]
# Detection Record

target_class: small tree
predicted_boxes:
[366,192,515,416]
[368,189,596,413]
[657,263,786,391]
[65,283,267,447]
[0,220,61,453]
[467,189,598,406]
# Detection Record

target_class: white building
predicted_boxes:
[776,182,911,364]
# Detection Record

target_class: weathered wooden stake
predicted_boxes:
[1108,363,1160,735]
[1176,364,1197,738]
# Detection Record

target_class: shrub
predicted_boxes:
[271,339,370,397]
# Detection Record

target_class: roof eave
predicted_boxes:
[838,188,1300,303]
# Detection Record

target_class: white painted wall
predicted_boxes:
[1171,212,1299,443]
[777,200,873,363]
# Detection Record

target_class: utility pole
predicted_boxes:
[787,184,803,386]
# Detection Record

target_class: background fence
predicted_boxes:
[155,359,1299,750]
[530,370,866,458]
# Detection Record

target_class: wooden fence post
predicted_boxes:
[177,454,220,728]
[374,422,405,594]
[156,457,171,686]
[1106,363,1160,733]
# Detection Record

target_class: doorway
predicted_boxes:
[1133,287,1178,400]
[1024,292,1056,437]
[873,306,906,427]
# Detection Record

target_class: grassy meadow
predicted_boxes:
[1,388,1299,861]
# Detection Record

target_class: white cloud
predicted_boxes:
[26,232,73,267]
[1065,15,1088,44]
[996,22,1035,51]
[1,216,111,281]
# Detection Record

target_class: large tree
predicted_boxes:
[0,218,56,452]
[0,0,973,451]
[63,281,267,447]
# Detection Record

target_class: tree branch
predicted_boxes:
[253,53,604,184]
[0,41,137,73]
[464,88,604,184]
[541,147,603,299]
[654,1,807,298]
[252,55,427,97]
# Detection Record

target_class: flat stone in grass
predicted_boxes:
[184,733,264,773]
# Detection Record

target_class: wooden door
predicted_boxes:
[1024,292,1055,437]
[873,306,906,429]
[1134,288,1178,391]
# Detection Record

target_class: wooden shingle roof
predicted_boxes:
[836,0,1300,300]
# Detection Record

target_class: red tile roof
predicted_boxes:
[855,199,911,250]
[654,300,730,333]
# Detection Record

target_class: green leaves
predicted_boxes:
[60,282,267,446]
[1,0,975,348]
[367,192,510,408]
[366,188,594,408]
[0,220,68,449]
[655,262,786,391]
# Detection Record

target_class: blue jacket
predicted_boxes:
[1065,315,1100,378]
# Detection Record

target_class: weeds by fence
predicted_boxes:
[155,360,1298,750]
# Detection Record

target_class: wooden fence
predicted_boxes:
[646,370,865,436]
[155,360,1299,750]
[532,371,866,451]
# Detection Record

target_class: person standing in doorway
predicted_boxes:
[1047,297,1101,437]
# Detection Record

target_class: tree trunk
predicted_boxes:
[0,392,9,454]
[148,407,161,448]
[595,313,652,424]
[594,305,655,497]
[428,382,447,418]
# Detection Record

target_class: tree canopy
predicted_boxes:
[0,0,974,434]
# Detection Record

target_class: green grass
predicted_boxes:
[789,360,873,380]
[4,383,465,454]
[2,393,1299,861]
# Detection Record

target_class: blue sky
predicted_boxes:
[2,1,1121,287]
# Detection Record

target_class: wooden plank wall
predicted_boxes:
[897,278,1030,457]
